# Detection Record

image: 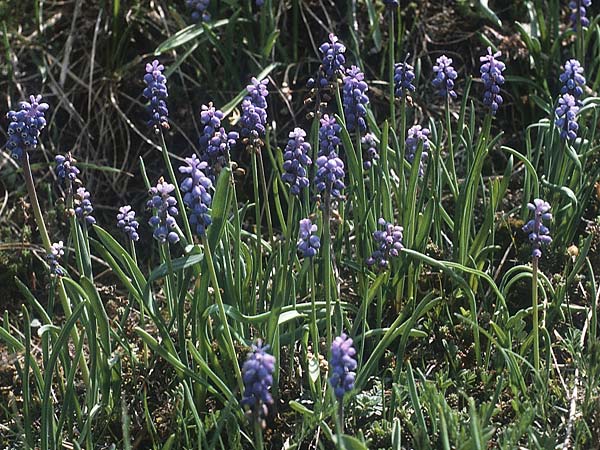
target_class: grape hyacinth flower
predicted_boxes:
[315,153,345,201]
[432,55,458,99]
[394,59,416,98]
[179,154,213,236]
[383,0,399,8]
[361,133,379,169]
[405,125,430,177]
[6,95,49,160]
[116,205,140,242]
[197,103,238,177]
[199,103,224,149]
[480,47,506,115]
[282,128,312,195]
[342,65,369,132]
[240,78,269,142]
[560,59,586,102]
[241,341,276,426]
[47,241,65,277]
[186,0,210,22]
[569,0,592,28]
[147,179,180,244]
[555,93,579,141]
[54,153,80,189]
[329,334,357,400]
[297,218,320,258]
[318,114,342,157]
[320,33,346,82]
[366,218,404,269]
[74,186,96,226]
[522,199,552,258]
[142,60,169,131]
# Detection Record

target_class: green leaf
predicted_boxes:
[155,19,242,54]
[207,167,232,250]
[331,434,369,450]
[288,400,314,417]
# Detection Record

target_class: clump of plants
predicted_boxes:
[1,1,600,449]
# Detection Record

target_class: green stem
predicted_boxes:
[444,96,458,198]
[532,256,540,374]
[257,146,274,243]
[253,416,264,450]
[322,197,333,349]
[388,12,396,126]
[202,235,243,393]
[21,153,90,386]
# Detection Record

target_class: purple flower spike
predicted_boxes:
[315,115,345,202]
[179,154,213,236]
[569,0,592,29]
[117,205,140,242]
[282,128,312,195]
[6,94,49,160]
[74,186,96,226]
[186,0,210,22]
[297,218,320,258]
[197,103,238,179]
[315,153,345,200]
[241,341,276,426]
[361,132,379,170]
[394,59,416,98]
[55,153,80,189]
[560,59,586,102]
[522,199,552,258]
[47,241,65,277]
[241,78,269,142]
[432,55,458,99]
[383,0,399,8]
[329,334,357,399]
[147,179,180,244]
[307,33,347,89]
[405,125,430,177]
[366,218,404,269]
[320,33,346,82]
[342,65,370,132]
[555,93,579,141]
[142,60,169,131]
[318,114,342,157]
[480,47,506,115]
